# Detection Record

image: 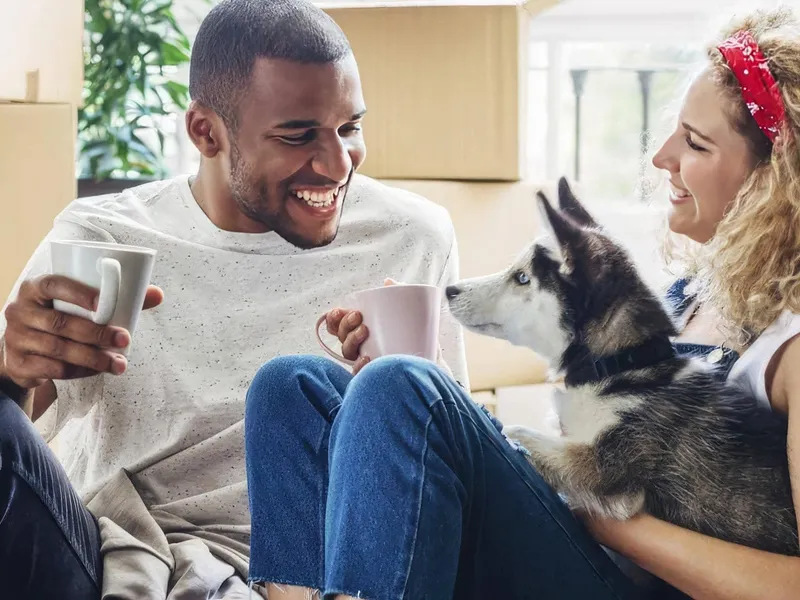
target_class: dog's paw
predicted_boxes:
[502,425,551,447]
[502,425,564,465]
[502,425,546,450]
[502,424,533,440]
[503,425,573,492]
[501,425,536,456]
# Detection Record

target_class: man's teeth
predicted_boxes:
[294,187,341,207]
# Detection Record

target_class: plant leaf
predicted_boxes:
[159,41,190,66]
[80,0,192,179]
[163,81,189,109]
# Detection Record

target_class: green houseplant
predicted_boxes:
[78,0,196,195]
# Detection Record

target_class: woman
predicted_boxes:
[244,7,800,600]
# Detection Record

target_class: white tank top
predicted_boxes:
[728,310,800,409]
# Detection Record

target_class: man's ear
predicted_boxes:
[537,190,586,272]
[557,177,598,229]
[185,101,227,159]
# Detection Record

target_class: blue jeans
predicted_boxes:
[0,393,102,599]
[245,355,644,600]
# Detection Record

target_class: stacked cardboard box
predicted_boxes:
[0,0,83,299]
[323,0,559,181]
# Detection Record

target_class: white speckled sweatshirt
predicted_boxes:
[0,173,468,598]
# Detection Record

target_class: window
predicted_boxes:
[529,40,703,202]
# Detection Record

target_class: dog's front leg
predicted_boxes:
[503,425,572,491]
[503,425,645,520]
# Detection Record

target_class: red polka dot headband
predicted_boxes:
[717,30,786,142]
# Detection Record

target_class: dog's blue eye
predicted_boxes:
[515,271,530,285]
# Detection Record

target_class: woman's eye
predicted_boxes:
[515,271,530,285]
[684,133,706,152]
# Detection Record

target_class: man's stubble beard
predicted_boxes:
[228,141,346,250]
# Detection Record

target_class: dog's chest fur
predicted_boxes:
[552,385,640,443]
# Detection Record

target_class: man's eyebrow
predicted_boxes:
[274,118,320,130]
[273,110,366,130]
[682,121,715,145]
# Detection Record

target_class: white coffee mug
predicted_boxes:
[49,240,156,353]
[316,284,441,365]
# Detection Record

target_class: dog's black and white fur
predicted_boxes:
[446,178,798,555]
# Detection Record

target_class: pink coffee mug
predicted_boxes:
[315,284,441,366]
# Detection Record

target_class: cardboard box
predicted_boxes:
[324,0,559,181]
[0,104,76,298]
[383,178,550,390]
[0,1,85,104]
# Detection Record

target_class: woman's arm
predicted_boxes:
[586,513,800,600]
[584,335,800,600]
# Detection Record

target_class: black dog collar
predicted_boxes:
[564,336,677,386]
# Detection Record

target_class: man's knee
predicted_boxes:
[356,355,441,389]
[249,354,327,393]
[346,355,450,417]
[245,355,347,428]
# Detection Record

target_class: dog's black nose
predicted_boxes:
[445,285,461,300]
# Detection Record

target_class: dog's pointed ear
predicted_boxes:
[557,177,598,229]
[536,190,584,268]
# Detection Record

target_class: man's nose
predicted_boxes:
[312,137,352,184]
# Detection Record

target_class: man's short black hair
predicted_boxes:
[189,0,352,127]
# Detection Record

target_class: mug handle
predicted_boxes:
[315,314,355,366]
[54,258,121,325]
[93,257,121,324]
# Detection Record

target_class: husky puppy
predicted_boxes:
[446,178,798,556]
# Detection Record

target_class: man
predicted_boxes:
[0,0,467,597]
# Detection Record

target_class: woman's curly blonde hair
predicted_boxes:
[672,6,800,343]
